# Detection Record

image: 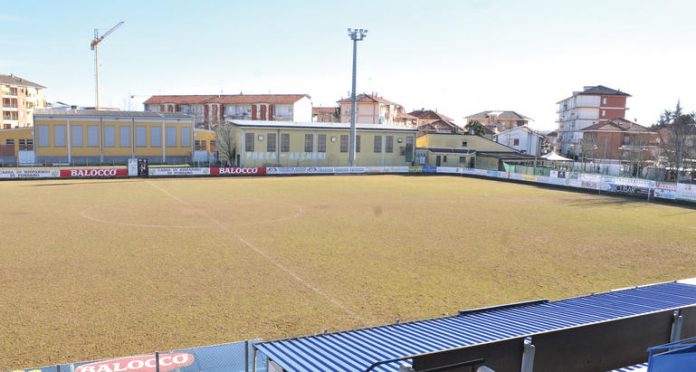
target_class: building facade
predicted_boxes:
[556,85,631,157]
[1,74,46,129]
[465,111,531,134]
[495,126,545,156]
[144,94,312,129]
[228,120,417,167]
[415,133,518,167]
[580,118,658,162]
[337,94,409,126]
[33,110,194,165]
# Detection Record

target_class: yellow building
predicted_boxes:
[33,110,194,165]
[228,120,417,167]
[415,133,522,168]
[0,127,33,164]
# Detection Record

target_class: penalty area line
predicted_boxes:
[145,180,366,325]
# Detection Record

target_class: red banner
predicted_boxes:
[210,167,266,176]
[75,352,195,372]
[60,168,128,178]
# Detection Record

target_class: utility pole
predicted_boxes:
[347,28,367,167]
[90,21,124,110]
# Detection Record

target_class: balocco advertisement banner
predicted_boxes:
[0,169,60,179]
[148,168,211,177]
[74,352,195,372]
[60,168,128,178]
[210,167,266,176]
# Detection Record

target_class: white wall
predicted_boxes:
[293,96,312,122]
[496,127,542,156]
[576,95,600,107]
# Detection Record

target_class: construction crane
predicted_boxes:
[90,21,124,110]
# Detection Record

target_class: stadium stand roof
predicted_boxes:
[255,281,696,372]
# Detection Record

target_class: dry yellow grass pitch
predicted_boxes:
[2,175,696,369]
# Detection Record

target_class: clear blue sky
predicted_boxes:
[2,0,695,130]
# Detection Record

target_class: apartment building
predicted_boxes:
[465,110,531,134]
[0,74,46,129]
[144,94,312,128]
[556,85,630,157]
[580,118,658,161]
[337,93,410,126]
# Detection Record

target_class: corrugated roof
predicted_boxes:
[228,120,417,132]
[34,109,192,120]
[0,74,45,88]
[256,282,696,372]
[143,94,309,105]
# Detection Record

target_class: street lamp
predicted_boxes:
[348,28,367,167]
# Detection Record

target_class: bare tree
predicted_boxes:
[214,123,237,166]
[654,102,696,179]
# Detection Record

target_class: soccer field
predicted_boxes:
[2,175,696,369]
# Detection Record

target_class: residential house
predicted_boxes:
[580,118,658,162]
[409,109,460,134]
[337,93,409,126]
[144,94,312,129]
[1,74,46,129]
[312,107,339,122]
[465,110,531,134]
[495,126,545,156]
[556,85,631,157]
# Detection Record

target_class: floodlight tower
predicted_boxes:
[347,28,367,167]
[90,21,124,110]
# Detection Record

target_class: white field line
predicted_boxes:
[145,180,366,324]
[80,203,212,229]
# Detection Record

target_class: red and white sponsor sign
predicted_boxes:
[60,168,128,178]
[0,169,59,179]
[210,167,266,176]
[75,352,195,372]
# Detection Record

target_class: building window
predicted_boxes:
[210,140,216,152]
[317,134,326,153]
[304,134,313,152]
[181,128,191,147]
[443,155,448,163]
[602,97,607,105]
[72,126,83,147]
[151,126,161,147]
[374,135,382,153]
[267,133,276,152]
[19,139,32,151]
[513,138,520,146]
[356,135,361,152]
[245,132,255,152]
[459,156,466,163]
[385,135,393,153]
[104,126,116,147]
[194,140,206,151]
[136,126,147,147]
[281,133,290,152]
[340,134,349,152]
[623,135,630,145]
[462,141,468,147]
[54,125,66,147]
[120,126,130,147]
[87,126,99,147]
[166,127,177,147]
[6,139,14,145]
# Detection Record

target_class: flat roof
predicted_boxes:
[256,281,696,371]
[228,119,417,132]
[34,109,192,120]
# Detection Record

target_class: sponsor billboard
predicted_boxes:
[609,183,653,198]
[148,168,211,177]
[60,168,128,178]
[0,169,60,179]
[210,167,266,176]
[74,353,195,372]
[266,167,367,175]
